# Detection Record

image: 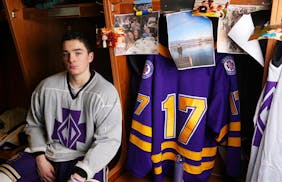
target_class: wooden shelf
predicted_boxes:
[22,2,103,19]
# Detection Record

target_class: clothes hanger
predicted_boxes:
[271,41,282,67]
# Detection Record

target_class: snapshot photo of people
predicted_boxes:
[166,10,215,70]
[113,11,159,56]
[192,0,230,18]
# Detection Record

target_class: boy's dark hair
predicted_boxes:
[61,31,94,53]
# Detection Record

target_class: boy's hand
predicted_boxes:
[35,154,55,182]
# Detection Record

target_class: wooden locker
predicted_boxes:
[0,2,28,113]
[1,0,281,181]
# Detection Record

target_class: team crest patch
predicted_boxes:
[52,108,86,150]
[222,56,236,75]
[142,60,154,79]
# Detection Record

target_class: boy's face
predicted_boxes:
[62,39,93,76]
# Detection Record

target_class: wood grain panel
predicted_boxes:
[103,0,131,181]
[3,0,63,96]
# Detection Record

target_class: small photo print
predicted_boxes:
[166,10,215,70]
[133,0,153,16]
[96,28,114,48]
[114,11,159,56]
[192,0,230,18]
[96,27,126,49]
[249,24,282,41]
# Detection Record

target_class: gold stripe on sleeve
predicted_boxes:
[0,166,17,182]
[183,160,215,175]
[216,124,228,142]
[154,166,162,175]
[229,121,241,131]
[131,120,152,137]
[228,137,241,147]
[129,134,152,152]
[1,164,21,179]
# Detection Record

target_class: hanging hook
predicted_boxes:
[11,8,19,19]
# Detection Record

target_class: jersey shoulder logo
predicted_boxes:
[142,59,154,79]
[222,56,236,75]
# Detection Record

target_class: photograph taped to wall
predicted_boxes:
[133,0,153,16]
[217,4,270,54]
[249,24,282,41]
[166,10,215,70]
[96,27,126,50]
[192,0,230,18]
[114,11,159,56]
[96,28,113,48]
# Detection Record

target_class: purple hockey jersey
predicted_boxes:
[126,48,241,182]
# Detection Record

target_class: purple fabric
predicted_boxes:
[126,52,241,181]
[1,152,105,182]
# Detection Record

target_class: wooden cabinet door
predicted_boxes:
[2,0,65,96]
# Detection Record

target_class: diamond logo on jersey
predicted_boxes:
[52,108,86,149]
[142,60,154,79]
[222,56,236,75]
[253,81,277,147]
